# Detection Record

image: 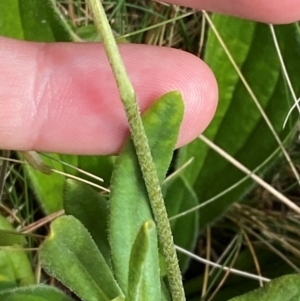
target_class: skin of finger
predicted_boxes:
[161,0,300,24]
[0,37,218,154]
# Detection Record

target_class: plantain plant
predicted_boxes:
[1,1,300,301]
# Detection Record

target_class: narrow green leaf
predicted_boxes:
[161,281,171,301]
[127,220,157,301]
[0,215,34,288]
[111,297,125,301]
[0,285,74,301]
[164,177,198,272]
[39,216,124,301]
[63,179,111,263]
[109,92,184,294]
[177,17,300,229]
[228,274,300,301]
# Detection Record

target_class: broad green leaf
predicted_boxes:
[0,230,25,247]
[109,92,184,294]
[23,154,74,214]
[0,285,74,301]
[77,155,115,186]
[204,248,299,301]
[127,220,158,301]
[75,25,101,42]
[18,0,70,42]
[0,215,34,288]
[24,153,114,214]
[0,2,23,39]
[177,16,300,229]
[228,274,300,301]
[74,23,129,43]
[63,179,111,263]
[0,0,70,41]
[164,177,198,272]
[39,215,124,301]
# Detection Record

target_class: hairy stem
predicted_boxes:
[86,0,185,300]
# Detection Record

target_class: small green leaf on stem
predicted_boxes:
[127,220,157,301]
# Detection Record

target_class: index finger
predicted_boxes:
[161,0,300,24]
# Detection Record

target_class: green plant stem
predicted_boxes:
[87,1,185,300]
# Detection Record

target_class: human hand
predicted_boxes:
[0,0,299,154]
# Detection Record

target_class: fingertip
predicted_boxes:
[166,49,218,148]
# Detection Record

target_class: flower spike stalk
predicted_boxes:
[86,0,185,300]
